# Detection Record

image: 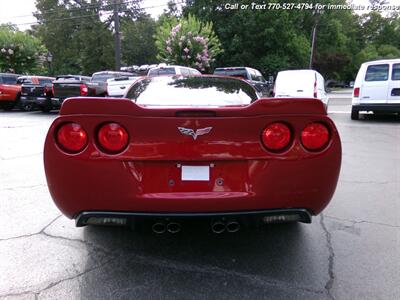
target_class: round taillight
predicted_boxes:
[301,123,330,151]
[97,123,129,153]
[56,123,88,153]
[262,122,291,151]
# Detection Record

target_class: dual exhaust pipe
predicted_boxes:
[151,219,241,234]
[211,220,240,234]
[152,221,181,234]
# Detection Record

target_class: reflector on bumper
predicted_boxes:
[85,217,127,226]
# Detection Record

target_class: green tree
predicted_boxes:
[377,44,400,58]
[33,0,88,74]
[361,11,400,48]
[162,0,181,18]
[32,0,142,75]
[98,0,142,26]
[0,25,46,74]
[121,14,157,65]
[74,5,115,74]
[351,11,400,72]
[155,14,223,71]
[312,1,365,80]
[361,12,388,44]
[354,44,400,68]
[183,0,399,81]
[183,0,313,76]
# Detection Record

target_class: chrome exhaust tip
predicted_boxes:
[211,220,226,234]
[152,222,166,234]
[226,221,240,233]
[167,222,181,234]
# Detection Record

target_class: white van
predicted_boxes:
[273,70,328,107]
[351,59,400,120]
[147,65,201,76]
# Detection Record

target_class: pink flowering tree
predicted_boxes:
[155,14,222,72]
[0,25,46,74]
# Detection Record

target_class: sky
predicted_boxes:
[0,0,172,30]
[0,0,398,31]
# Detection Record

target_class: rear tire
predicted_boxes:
[15,94,25,111]
[351,106,359,120]
[22,103,34,111]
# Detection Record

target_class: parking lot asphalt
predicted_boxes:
[0,96,399,300]
[327,89,353,114]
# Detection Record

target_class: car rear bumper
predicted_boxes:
[51,98,64,108]
[75,208,313,227]
[45,158,341,219]
[21,96,47,103]
[352,103,400,112]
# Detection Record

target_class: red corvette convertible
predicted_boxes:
[44,76,341,233]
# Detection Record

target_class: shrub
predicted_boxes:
[0,25,46,74]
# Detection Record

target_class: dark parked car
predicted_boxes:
[325,80,348,89]
[90,71,139,98]
[213,67,272,97]
[51,71,137,110]
[90,71,138,94]
[20,76,55,111]
[51,75,92,110]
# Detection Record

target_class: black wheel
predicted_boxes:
[22,103,34,111]
[15,94,25,111]
[351,107,359,120]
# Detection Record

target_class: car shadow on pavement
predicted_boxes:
[77,222,328,299]
[0,109,59,115]
[357,113,400,123]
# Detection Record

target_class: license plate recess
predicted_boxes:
[181,165,210,181]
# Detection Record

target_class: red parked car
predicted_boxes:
[0,74,54,111]
[0,73,22,110]
[44,76,341,233]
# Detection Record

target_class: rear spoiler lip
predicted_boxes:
[59,97,327,117]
